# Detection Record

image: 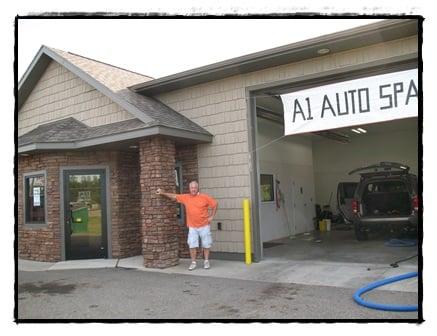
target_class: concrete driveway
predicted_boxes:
[17,230,420,320]
[17,268,419,320]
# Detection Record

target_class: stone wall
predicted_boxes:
[18,150,141,261]
[18,141,200,265]
[139,136,179,268]
[110,151,141,258]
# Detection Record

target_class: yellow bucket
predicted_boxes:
[319,220,326,232]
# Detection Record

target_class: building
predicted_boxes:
[17,19,419,267]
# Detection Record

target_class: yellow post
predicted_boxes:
[243,199,252,265]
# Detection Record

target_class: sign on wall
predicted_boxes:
[33,187,41,206]
[281,69,418,135]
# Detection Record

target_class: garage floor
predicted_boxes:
[263,229,418,266]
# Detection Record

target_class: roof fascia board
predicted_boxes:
[18,126,212,153]
[78,126,212,147]
[131,19,418,95]
[18,45,47,90]
[246,52,418,94]
[157,126,213,143]
[18,142,74,153]
[17,144,37,153]
[18,47,52,110]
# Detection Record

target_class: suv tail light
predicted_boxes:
[352,199,359,214]
[412,195,419,212]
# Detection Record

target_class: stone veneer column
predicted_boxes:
[139,136,179,268]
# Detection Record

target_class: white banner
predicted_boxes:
[281,69,418,135]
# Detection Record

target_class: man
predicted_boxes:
[156,181,218,270]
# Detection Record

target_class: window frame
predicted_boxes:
[23,170,48,227]
[260,173,275,203]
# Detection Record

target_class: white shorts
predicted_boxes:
[187,225,212,249]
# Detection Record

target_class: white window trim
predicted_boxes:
[23,170,48,227]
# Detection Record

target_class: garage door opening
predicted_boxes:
[253,91,419,265]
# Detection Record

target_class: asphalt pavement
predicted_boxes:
[17,268,419,320]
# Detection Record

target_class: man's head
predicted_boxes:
[189,181,199,196]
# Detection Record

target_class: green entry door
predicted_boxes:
[64,169,108,260]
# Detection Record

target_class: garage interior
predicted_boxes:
[254,93,419,266]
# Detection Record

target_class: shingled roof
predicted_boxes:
[18,117,148,146]
[18,46,212,152]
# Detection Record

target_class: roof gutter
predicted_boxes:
[130,19,419,95]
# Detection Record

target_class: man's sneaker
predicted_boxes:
[203,260,210,269]
[188,261,197,271]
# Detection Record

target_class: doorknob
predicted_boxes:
[66,218,72,234]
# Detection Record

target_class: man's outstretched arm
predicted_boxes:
[208,204,218,223]
[156,188,177,201]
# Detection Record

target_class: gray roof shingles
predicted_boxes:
[18,117,149,146]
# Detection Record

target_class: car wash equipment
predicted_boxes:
[353,272,418,311]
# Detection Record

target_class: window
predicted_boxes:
[260,174,274,202]
[24,172,46,224]
[366,181,407,194]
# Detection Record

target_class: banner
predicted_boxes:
[281,69,418,135]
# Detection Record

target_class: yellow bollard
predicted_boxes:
[243,199,252,265]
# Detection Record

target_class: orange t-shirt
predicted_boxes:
[176,193,218,228]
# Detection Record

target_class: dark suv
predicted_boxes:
[348,162,419,241]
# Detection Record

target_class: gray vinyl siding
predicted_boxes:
[18,60,136,136]
[156,36,418,253]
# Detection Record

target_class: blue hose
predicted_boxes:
[353,271,418,311]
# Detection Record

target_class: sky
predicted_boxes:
[18,18,385,81]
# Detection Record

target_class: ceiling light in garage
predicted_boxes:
[351,128,367,134]
[317,48,330,55]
